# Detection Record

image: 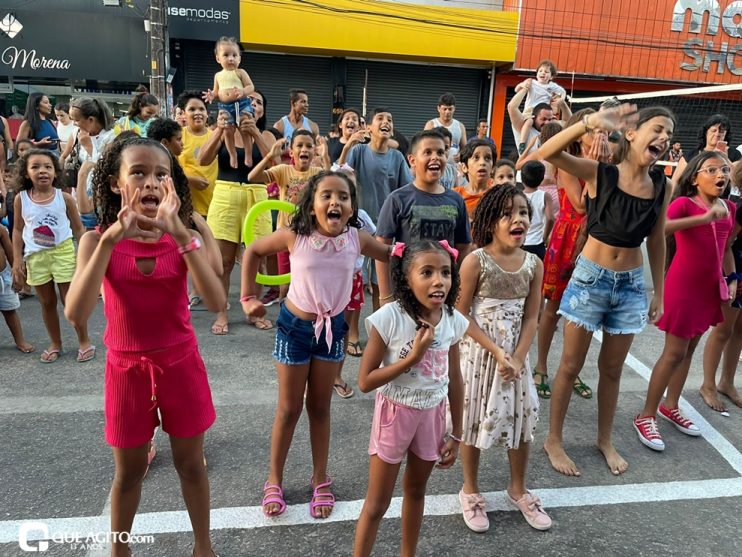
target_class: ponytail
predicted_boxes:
[127,89,159,118]
[71,97,114,130]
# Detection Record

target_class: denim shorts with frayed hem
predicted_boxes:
[557,255,648,335]
[273,303,348,365]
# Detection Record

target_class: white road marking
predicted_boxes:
[2,477,741,544]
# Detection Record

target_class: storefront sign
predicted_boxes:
[168,0,240,41]
[0,9,147,81]
[515,0,742,84]
[672,0,742,76]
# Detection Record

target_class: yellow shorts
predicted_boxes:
[26,238,76,286]
[207,181,271,244]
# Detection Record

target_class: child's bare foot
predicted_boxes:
[544,435,581,476]
[597,441,629,476]
[229,153,238,169]
[700,385,726,412]
[15,341,34,353]
[718,384,742,408]
[244,153,253,167]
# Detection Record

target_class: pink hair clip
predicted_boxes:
[438,240,459,263]
[391,242,406,258]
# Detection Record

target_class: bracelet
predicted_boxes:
[582,115,595,132]
[446,433,462,443]
[725,273,742,284]
[240,295,257,303]
[177,236,201,255]
[379,293,394,301]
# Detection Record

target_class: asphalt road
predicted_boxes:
[1,275,740,556]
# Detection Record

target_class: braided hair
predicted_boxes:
[472,184,532,247]
[92,136,191,230]
[390,240,460,321]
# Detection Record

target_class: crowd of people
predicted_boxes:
[1,49,742,556]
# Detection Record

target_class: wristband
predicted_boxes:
[725,273,742,284]
[178,236,201,255]
[446,433,462,443]
[240,295,257,303]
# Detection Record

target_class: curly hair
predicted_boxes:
[14,149,62,191]
[472,184,532,247]
[391,240,459,321]
[92,136,191,230]
[289,171,359,235]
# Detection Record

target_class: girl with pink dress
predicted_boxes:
[634,151,736,452]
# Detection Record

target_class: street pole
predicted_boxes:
[149,0,167,112]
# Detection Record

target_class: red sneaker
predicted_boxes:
[658,403,701,437]
[633,415,665,451]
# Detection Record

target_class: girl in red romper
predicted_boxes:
[65,137,225,557]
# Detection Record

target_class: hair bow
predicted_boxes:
[391,242,406,258]
[438,240,459,263]
[389,240,458,263]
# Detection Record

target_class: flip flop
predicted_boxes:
[532,372,551,399]
[333,381,355,399]
[248,316,273,330]
[77,345,96,363]
[573,377,593,399]
[188,295,203,310]
[346,341,364,357]
[211,322,229,335]
[40,348,62,363]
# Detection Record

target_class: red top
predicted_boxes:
[103,233,195,352]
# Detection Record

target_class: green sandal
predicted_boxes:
[573,377,593,399]
[532,371,551,399]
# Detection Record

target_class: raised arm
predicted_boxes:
[248,139,285,183]
[198,120,226,165]
[507,82,530,132]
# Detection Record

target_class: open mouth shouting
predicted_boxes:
[379,124,391,136]
[647,142,665,162]
[510,227,526,241]
[140,193,160,211]
[326,208,343,224]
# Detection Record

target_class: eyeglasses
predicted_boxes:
[697,166,731,175]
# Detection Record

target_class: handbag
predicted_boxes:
[62,135,81,189]
[710,205,730,302]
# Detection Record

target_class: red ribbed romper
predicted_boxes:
[103,234,215,448]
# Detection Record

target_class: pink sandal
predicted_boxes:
[309,477,335,519]
[262,482,286,517]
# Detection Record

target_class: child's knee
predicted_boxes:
[173,455,207,482]
[276,403,303,426]
[305,398,330,421]
[362,498,391,522]
[113,465,148,490]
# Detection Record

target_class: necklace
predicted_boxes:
[30,189,56,204]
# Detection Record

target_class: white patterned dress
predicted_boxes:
[460,248,539,450]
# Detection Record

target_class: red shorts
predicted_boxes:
[104,340,216,448]
[277,250,291,275]
[368,391,446,464]
[346,271,364,311]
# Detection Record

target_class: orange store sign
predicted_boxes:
[516,0,742,84]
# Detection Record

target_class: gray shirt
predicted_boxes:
[346,144,412,222]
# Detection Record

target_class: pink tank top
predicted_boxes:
[287,227,360,348]
[103,234,195,352]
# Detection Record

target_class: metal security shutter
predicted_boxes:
[345,60,488,138]
[180,42,334,132]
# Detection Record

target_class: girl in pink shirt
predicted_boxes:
[241,171,390,519]
[65,137,225,557]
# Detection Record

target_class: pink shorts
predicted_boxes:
[346,271,365,311]
[277,250,291,274]
[368,391,446,464]
[104,340,216,448]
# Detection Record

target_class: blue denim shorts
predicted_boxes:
[558,255,648,335]
[217,97,254,125]
[273,303,348,365]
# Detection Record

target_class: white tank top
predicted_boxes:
[20,189,73,257]
[432,118,463,161]
[524,189,546,245]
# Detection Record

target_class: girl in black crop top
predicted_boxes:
[534,105,675,478]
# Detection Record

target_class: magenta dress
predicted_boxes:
[657,197,736,339]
